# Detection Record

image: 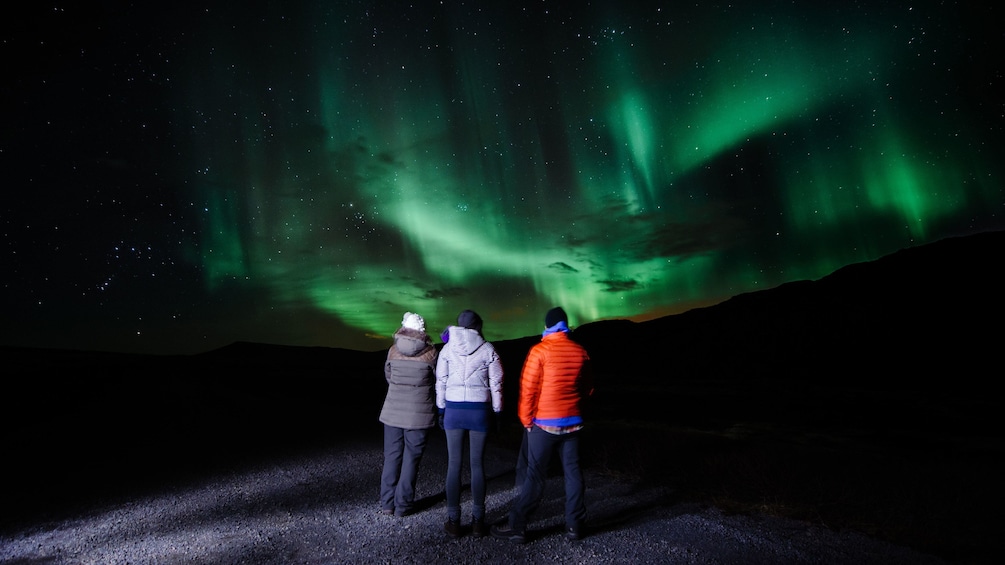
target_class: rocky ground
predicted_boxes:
[0,432,949,564]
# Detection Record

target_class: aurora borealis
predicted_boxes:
[3,1,1002,355]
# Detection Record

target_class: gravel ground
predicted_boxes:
[0,434,948,565]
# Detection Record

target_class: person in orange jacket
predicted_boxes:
[491,306,593,543]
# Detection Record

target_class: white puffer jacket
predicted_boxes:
[435,326,504,412]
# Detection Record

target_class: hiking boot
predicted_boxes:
[471,517,486,538]
[444,518,461,538]
[490,522,526,544]
[565,526,582,541]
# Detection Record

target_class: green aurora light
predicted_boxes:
[166,2,1002,351]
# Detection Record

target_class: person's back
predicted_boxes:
[379,312,437,518]
[381,322,438,430]
[435,309,504,538]
[494,306,593,544]
[438,325,503,408]
[519,331,590,430]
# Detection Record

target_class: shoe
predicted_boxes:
[444,518,461,538]
[471,517,486,538]
[490,523,526,544]
[565,526,582,541]
[380,508,394,516]
[394,508,413,518]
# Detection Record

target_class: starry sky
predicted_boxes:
[3,1,1002,355]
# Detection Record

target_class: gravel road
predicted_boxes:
[0,432,948,564]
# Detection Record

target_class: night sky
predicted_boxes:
[3,1,1002,355]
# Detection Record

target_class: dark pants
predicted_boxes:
[514,430,528,489]
[380,425,428,515]
[445,428,488,521]
[509,425,586,531]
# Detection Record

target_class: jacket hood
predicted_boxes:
[394,327,432,357]
[447,326,486,355]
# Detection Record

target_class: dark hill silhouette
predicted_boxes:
[572,229,1003,382]
[564,230,1003,443]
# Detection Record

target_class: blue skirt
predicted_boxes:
[444,401,490,432]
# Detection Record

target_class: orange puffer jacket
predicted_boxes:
[518,331,593,428]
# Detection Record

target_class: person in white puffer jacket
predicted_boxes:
[435,309,504,539]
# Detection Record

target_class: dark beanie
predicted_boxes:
[457,309,483,332]
[545,307,568,328]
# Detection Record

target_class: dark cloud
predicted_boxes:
[597,278,642,292]
[422,287,467,300]
[548,262,579,273]
[639,215,749,260]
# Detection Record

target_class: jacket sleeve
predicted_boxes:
[518,345,544,428]
[435,350,448,410]
[488,346,504,413]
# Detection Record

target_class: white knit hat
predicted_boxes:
[401,312,425,332]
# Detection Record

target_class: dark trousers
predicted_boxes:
[445,428,488,521]
[509,425,586,531]
[380,425,428,514]
[515,430,528,489]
